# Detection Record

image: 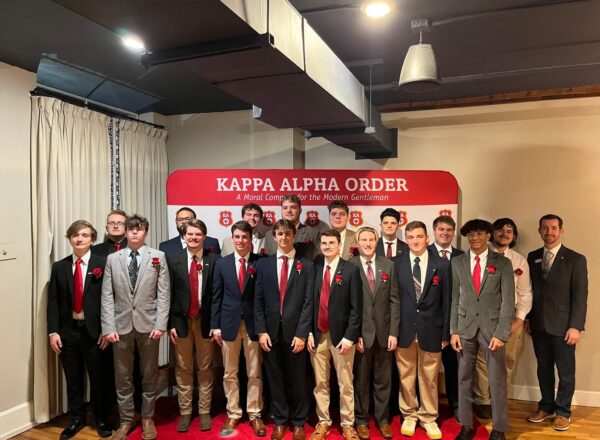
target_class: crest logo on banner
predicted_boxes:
[398,210,408,226]
[219,210,233,227]
[349,210,364,228]
[262,211,276,227]
[305,210,321,227]
[438,208,453,217]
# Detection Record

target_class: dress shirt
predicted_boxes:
[187,249,204,307]
[179,236,187,250]
[72,250,92,320]
[383,237,398,256]
[234,251,251,279]
[359,255,377,277]
[276,249,296,284]
[127,245,146,268]
[434,242,453,259]
[339,229,348,254]
[470,248,488,284]
[409,251,428,287]
[492,246,532,320]
[543,243,562,271]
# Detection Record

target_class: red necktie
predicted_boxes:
[238,257,246,294]
[386,242,393,259]
[318,265,331,333]
[366,260,376,293]
[115,242,121,251]
[73,258,84,313]
[473,255,481,295]
[188,256,200,318]
[279,256,288,313]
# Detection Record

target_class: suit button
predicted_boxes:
[413,322,416,326]
[416,309,420,313]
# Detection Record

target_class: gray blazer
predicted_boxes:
[101,247,171,335]
[450,250,515,342]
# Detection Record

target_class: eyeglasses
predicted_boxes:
[466,231,487,238]
[107,222,125,227]
[320,241,340,248]
[176,217,194,222]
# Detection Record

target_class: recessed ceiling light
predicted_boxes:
[361,0,393,18]
[122,35,145,52]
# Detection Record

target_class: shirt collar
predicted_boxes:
[544,243,562,255]
[324,255,340,269]
[72,250,91,265]
[187,248,203,261]
[470,248,488,261]
[234,250,250,262]
[359,255,376,266]
[277,248,296,260]
[410,251,428,264]
[434,242,452,253]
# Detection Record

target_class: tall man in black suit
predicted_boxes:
[428,215,463,418]
[255,219,314,440]
[376,208,409,259]
[168,219,220,432]
[160,206,221,256]
[47,220,114,439]
[308,229,362,440]
[525,214,588,432]
[92,209,128,257]
[211,220,266,437]
[350,227,399,440]
[395,221,451,439]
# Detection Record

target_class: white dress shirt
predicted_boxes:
[359,255,377,277]
[434,242,453,259]
[491,246,532,320]
[187,249,204,307]
[470,248,488,284]
[276,249,296,284]
[409,251,428,287]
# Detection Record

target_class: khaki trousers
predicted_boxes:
[395,340,441,423]
[174,317,214,415]
[474,324,523,405]
[221,319,263,419]
[310,332,356,427]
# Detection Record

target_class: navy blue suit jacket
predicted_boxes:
[376,237,409,259]
[427,243,464,259]
[159,235,221,257]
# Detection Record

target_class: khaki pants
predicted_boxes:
[174,317,214,415]
[310,332,356,427]
[395,340,441,423]
[221,320,263,419]
[474,324,523,405]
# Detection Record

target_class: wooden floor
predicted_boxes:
[13,400,600,440]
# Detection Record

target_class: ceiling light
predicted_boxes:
[122,35,145,52]
[399,20,440,92]
[361,0,393,18]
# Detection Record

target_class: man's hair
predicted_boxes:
[493,217,519,248]
[356,226,378,241]
[433,215,456,230]
[318,228,341,243]
[405,220,427,234]
[66,220,98,241]
[126,214,149,231]
[539,213,563,229]
[280,194,302,208]
[231,220,253,237]
[242,203,263,218]
[183,218,207,235]
[176,206,196,218]
[380,207,400,223]
[460,219,493,236]
[328,200,349,214]
[106,209,127,222]
[272,219,297,236]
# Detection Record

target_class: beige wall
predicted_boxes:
[0,62,36,437]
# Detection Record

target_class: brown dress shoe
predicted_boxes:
[111,423,133,440]
[356,424,370,440]
[177,414,192,432]
[271,425,287,440]
[141,418,157,440]
[221,418,240,435]
[378,423,392,439]
[526,410,555,423]
[342,426,360,440]
[310,422,331,440]
[251,417,267,436]
[199,413,212,431]
[553,416,570,431]
[292,426,306,440]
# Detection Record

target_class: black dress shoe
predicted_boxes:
[96,420,113,438]
[489,430,505,440]
[455,425,476,440]
[60,419,85,440]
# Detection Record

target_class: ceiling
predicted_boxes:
[1,0,599,116]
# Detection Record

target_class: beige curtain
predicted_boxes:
[31,96,111,422]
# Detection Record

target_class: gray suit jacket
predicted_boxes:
[340,229,357,261]
[450,250,515,342]
[101,247,171,335]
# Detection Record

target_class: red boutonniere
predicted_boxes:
[152,257,160,270]
[381,273,389,283]
[196,264,203,273]
[259,247,266,256]
[304,239,313,247]
[335,273,343,286]
[432,275,439,286]
[247,265,256,278]
[349,246,359,256]
[296,261,304,274]
[487,265,496,274]
[91,267,103,279]
[514,268,523,276]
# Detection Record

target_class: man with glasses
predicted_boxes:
[92,210,128,257]
[160,207,221,256]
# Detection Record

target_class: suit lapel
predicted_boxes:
[119,251,133,292]
[402,255,418,305]
[479,252,495,294]
[545,246,565,281]
[463,252,475,295]
[83,254,99,294]
[419,257,436,303]
[135,250,150,292]
[63,258,74,307]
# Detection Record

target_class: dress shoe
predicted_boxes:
[422,421,442,440]
[310,422,331,440]
[251,417,267,436]
[111,423,133,440]
[221,418,240,435]
[141,418,157,440]
[342,426,360,440]
[400,419,416,436]
[60,419,85,440]
[96,420,113,438]
[526,409,555,423]
[378,423,392,439]
[356,424,370,440]
[271,425,287,440]
[199,413,212,431]
[292,426,306,440]
[455,425,475,440]
[474,404,492,419]
[489,430,505,440]
[552,415,571,431]
[177,414,192,432]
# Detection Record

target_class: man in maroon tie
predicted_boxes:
[167,219,220,432]
[376,208,409,259]
[92,209,128,257]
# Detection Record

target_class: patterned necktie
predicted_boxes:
[188,255,200,318]
[73,258,84,313]
[542,250,554,279]
[238,257,246,294]
[386,242,393,259]
[318,265,331,333]
[129,250,139,289]
[473,255,481,295]
[413,256,422,301]
[366,260,376,293]
[279,256,289,313]
[440,249,449,260]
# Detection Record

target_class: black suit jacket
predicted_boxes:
[527,245,588,336]
[92,238,127,257]
[376,237,409,259]
[168,250,220,339]
[254,254,314,344]
[159,235,221,257]
[394,249,451,352]
[47,253,107,339]
[312,258,362,346]
[428,243,464,260]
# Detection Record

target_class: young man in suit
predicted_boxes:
[328,200,357,260]
[525,214,587,431]
[101,215,171,440]
[450,219,515,440]
[308,229,362,440]
[47,220,114,439]
[92,210,128,257]
[222,203,266,256]
[394,221,451,439]
[159,206,221,256]
[255,219,314,440]
[168,219,220,432]
[376,207,409,259]
[428,215,463,419]
[350,227,400,440]
[211,220,266,436]
[473,218,532,420]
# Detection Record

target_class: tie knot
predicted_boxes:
[192,255,198,262]
[414,256,420,264]
[240,257,246,264]
[281,255,288,262]
[475,255,480,262]
[366,260,372,265]
[130,250,138,258]
[325,264,331,272]
[387,242,393,245]
[76,258,82,264]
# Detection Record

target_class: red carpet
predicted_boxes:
[126,397,489,439]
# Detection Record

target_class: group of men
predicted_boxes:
[47,194,587,440]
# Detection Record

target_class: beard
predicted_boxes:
[177,225,185,236]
